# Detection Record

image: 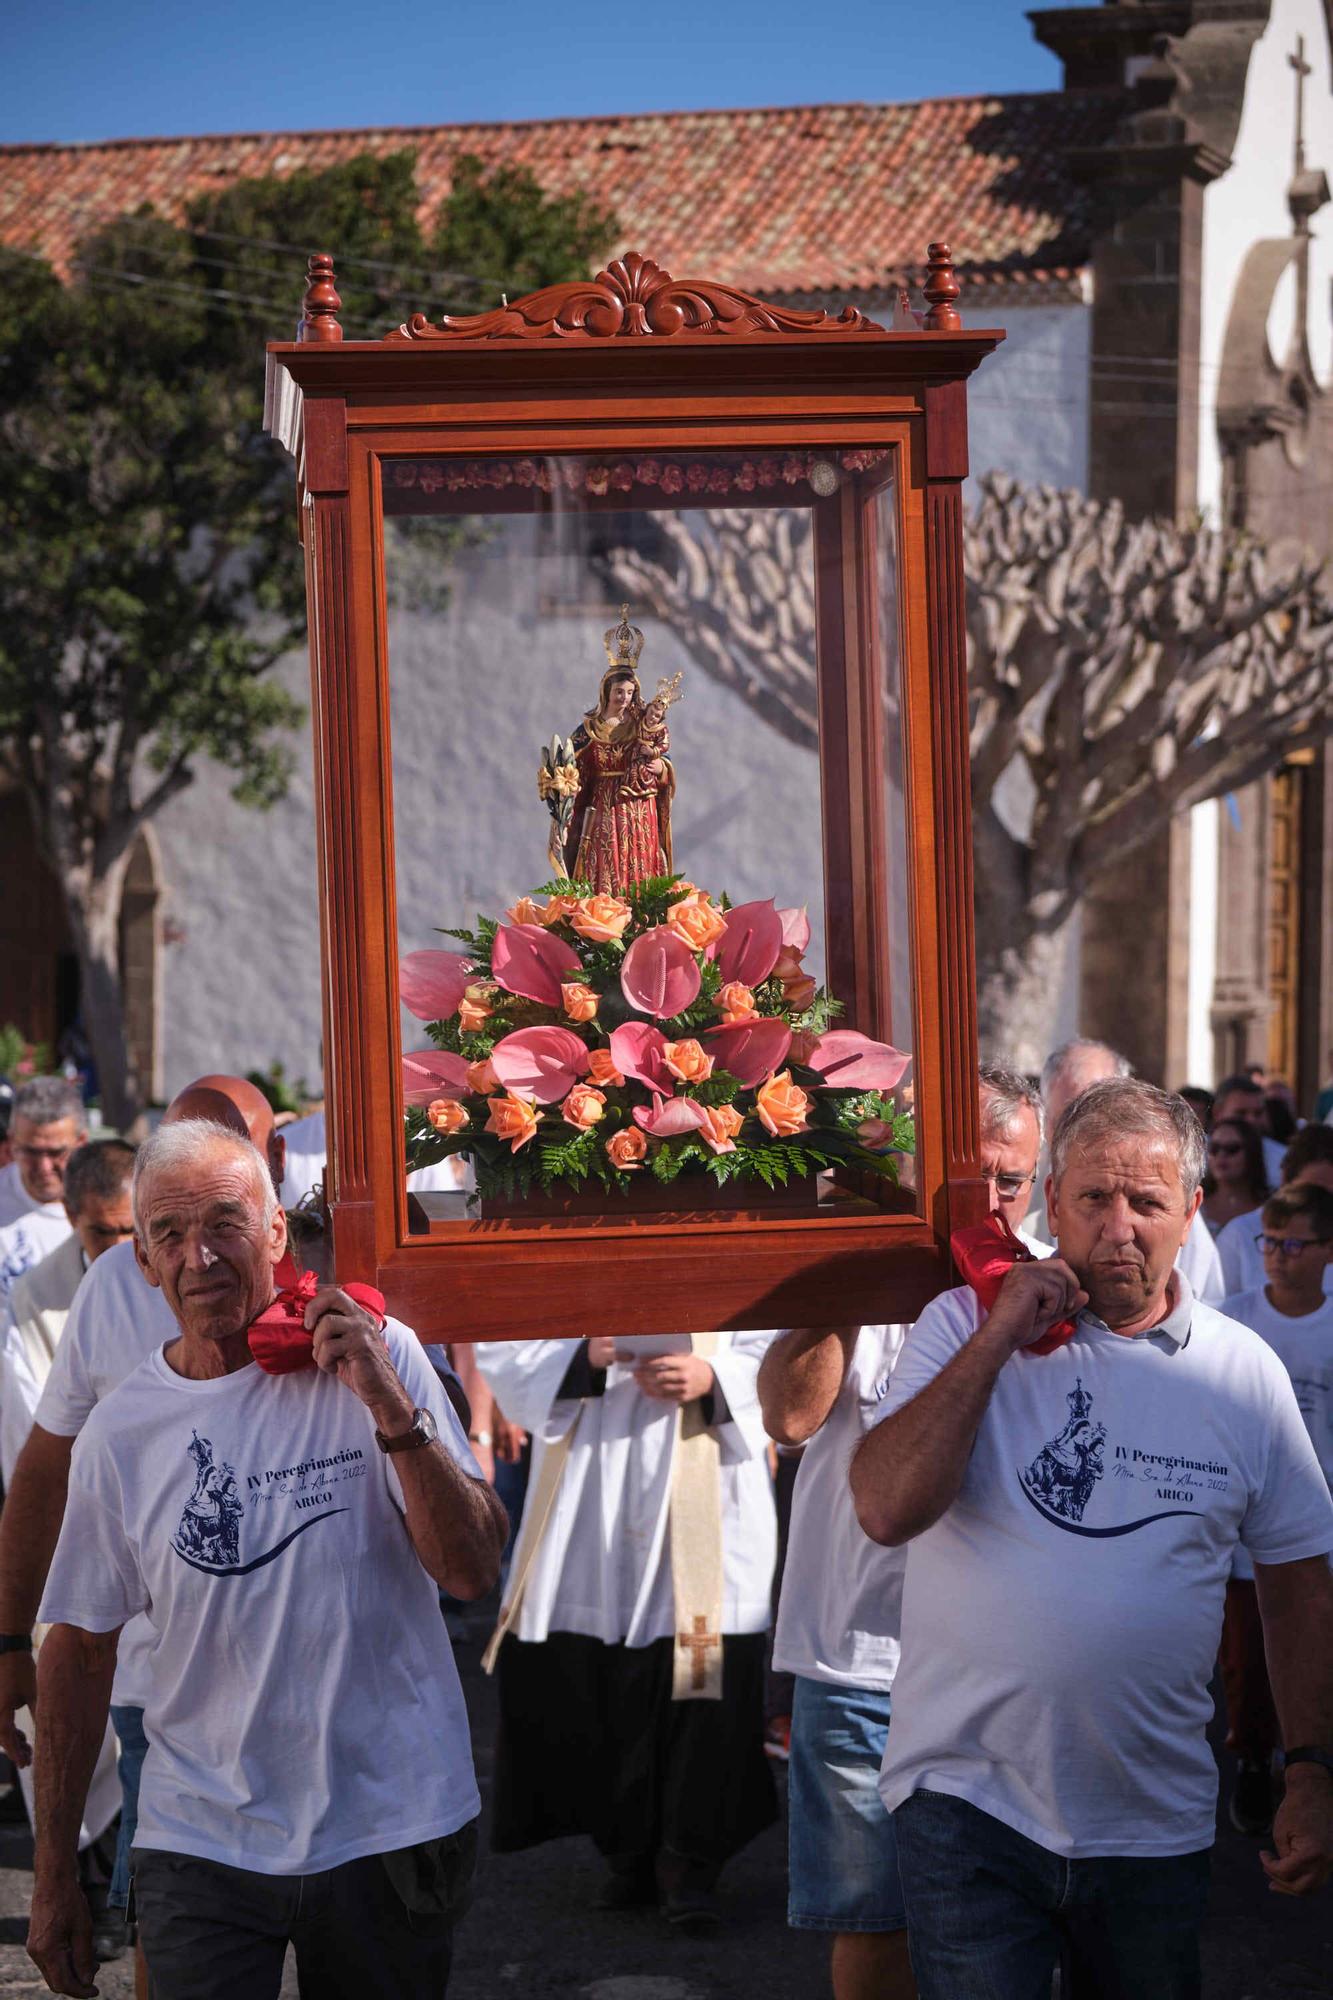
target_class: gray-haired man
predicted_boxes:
[852,1078,1333,2000]
[0,1079,88,1309]
[28,1118,505,2000]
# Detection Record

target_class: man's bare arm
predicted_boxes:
[850,1261,1087,1546]
[1254,1554,1333,1897]
[757,1326,860,1447]
[0,1425,76,1765]
[28,1622,119,1999]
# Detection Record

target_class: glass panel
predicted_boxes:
[874,470,919,1206]
[383,447,916,1225]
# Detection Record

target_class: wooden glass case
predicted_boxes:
[265,244,1002,1341]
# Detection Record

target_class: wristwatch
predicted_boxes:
[0,1635,31,1655]
[1282,1747,1333,1778]
[374,1408,439,1455]
[469,1429,493,1449]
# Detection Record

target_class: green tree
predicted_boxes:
[0,153,616,1128]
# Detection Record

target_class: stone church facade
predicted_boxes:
[0,0,1328,1103]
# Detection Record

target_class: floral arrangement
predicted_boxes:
[401,875,913,1202]
[387,447,888,502]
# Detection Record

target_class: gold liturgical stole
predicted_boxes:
[669,1331,724,1702]
[483,1335,726,1702]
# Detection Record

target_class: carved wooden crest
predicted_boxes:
[385,251,883,342]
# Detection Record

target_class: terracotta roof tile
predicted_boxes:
[0,93,1120,299]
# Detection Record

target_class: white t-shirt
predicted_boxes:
[0,1163,56,1231]
[772,1325,908,1692]
[1217,1213,1333,1300]
[40,1323,482,1876]
[280,1110,462,1210]
[0,1206,71,1315]
[876,1282,1333,1858]
[1221,1288,1333,1490]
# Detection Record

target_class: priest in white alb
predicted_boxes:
[478,1329,778,1926]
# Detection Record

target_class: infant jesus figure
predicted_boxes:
[620,672,684,801]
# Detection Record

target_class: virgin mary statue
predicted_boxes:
[563,608,676,895]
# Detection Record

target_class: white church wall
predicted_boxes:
[964,297,1091,498]
[1189,0,1333,1086]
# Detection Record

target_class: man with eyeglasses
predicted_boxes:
[1219,1182,1333,1838]
[758,1065,1044,2000]
[0,1080,87,1315]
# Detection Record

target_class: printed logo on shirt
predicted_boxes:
[1017,1379,1217,1538]
[171,1430,348,1578]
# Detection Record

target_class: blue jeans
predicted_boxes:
[108,1704,148,1912]
[893,1790,1210,2000]
[787,1676,905,1932]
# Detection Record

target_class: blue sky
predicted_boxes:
[2,0,1062,146]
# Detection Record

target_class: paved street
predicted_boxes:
[0,1606,1328,1998]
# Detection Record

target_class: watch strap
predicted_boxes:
[1282,1746,1333,1777]
[375,1408,437,1455]
[0,1635,32,1655]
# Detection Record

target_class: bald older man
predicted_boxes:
[28,1120,502,2000]
[0,1076,290,1964]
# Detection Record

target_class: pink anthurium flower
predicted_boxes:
[715,900,783,987]
[402,1049,472,1107]
[491,923,583,1007]
[632,1094,709,1137]
[807,1030,911,1091]
[490,1027,591,1104]
[400,950,473,1022]
[777,906,812,953]
[608,1021,672,1092]
[703,1016,793,1086]
[621,926,702,1019]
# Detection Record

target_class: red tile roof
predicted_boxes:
[0,93,1120,301]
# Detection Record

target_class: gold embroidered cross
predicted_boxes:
[678,1614,721,1690]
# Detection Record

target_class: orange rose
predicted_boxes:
[716,981,757,1023]
[571,894,633,944]
[755,1070,810,1138]
[561,981,600,1024]
[536,894,580,928]
[587,1048,626,1089]
[606,1126,648,1171]
[458,980,496,1035]
[668,880,708,904]
[426,1098,469,1135]
[781,971,818,1013]
[485,1092,541,1152]
[465,1057,500,1095]
[857,1117,895,1153]
[662,1037,714,1084]
[562,1083,607,1129]
[506,895,544,926]
[698,1104,744,1155]
[666,898,727,951]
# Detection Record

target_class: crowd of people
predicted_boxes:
[0,1041,1327,1999]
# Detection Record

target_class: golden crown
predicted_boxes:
[603,604,645,670]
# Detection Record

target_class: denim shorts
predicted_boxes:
[787,1675,906,1933]
[108,1703,149,1911]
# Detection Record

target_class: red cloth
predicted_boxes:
[949,1212,1078,1356]
[247,1267,388,1375]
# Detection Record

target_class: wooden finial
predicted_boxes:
[299,253,343,344]
[923,242,962,331]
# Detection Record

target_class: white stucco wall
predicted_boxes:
[1198,0,1333,523]
[965,297,1091,497]
[1188,0,1333,1083]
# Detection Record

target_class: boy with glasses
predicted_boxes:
[1220,1183,1333,1836]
